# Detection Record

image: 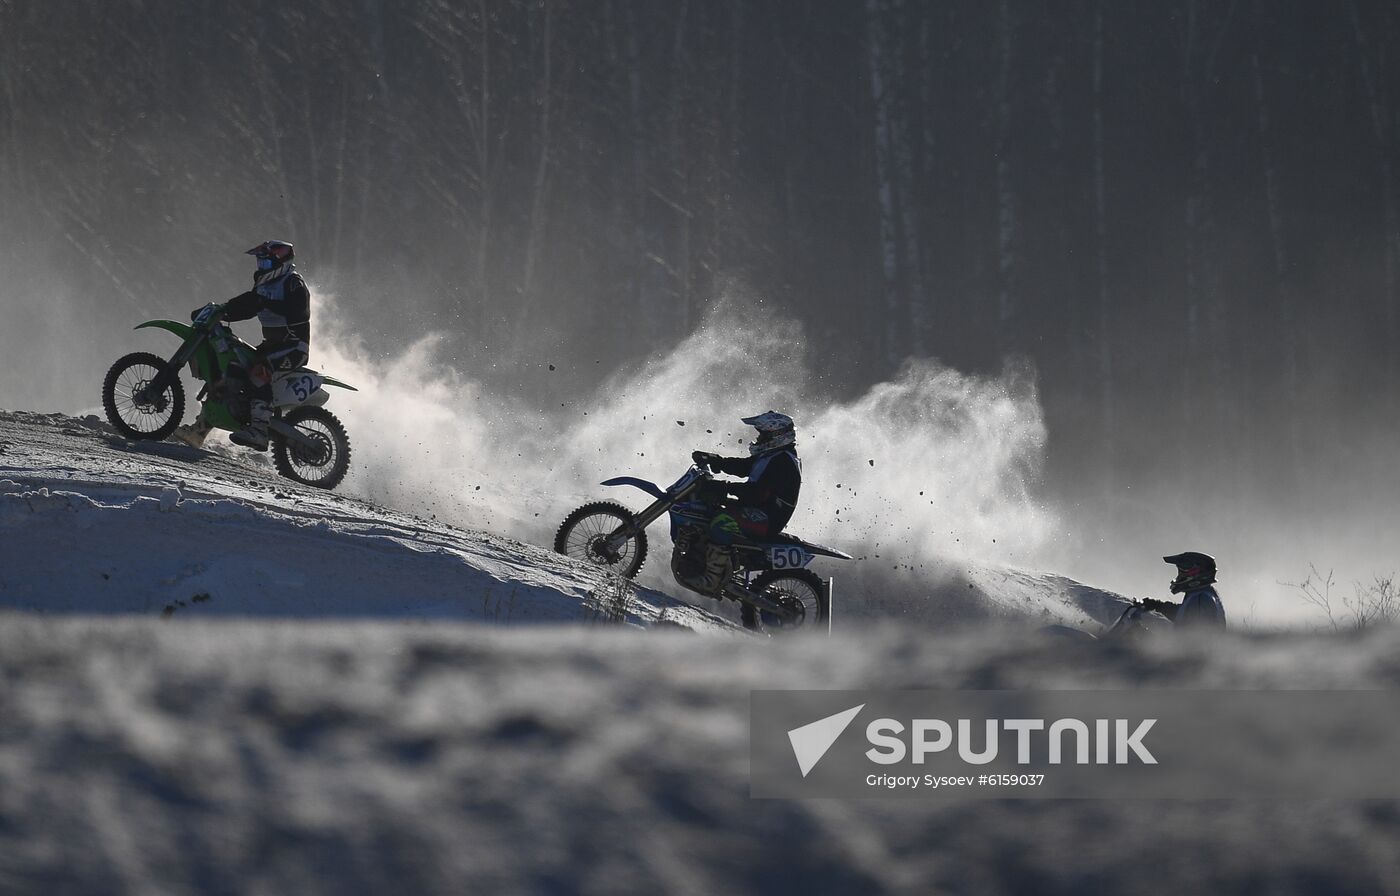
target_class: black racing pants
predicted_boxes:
[227,339,309,404]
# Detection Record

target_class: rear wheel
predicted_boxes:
[272,406,351,490]
[742,569,828,634]
[102,351,185,441]
[554,501,647,579]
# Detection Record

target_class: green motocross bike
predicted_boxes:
[101,302,357,490]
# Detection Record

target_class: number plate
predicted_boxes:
[271,371,323,407]
[767,545,813,570]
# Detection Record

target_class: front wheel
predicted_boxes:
[272,406,352,490]
[102,351,185,441]
[742,569,829,634]
[554,501,648,579]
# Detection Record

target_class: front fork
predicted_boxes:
[136,333,205,405]
[600,479,703,555]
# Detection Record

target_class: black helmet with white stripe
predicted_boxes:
[1164,551,1217,594]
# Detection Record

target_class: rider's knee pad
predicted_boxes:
[268,348,307,372]
[708,512,742,546]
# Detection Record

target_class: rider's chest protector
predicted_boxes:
[254,273,302,333]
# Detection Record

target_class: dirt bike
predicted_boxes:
[555,461,851,633]
[101,303,357,490]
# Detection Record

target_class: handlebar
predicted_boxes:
[190,303,226,328]
[691,450,721,472]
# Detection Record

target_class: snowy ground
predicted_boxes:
[4,409,1397,894]
[0,411,732,631]
[0,410,1121,631]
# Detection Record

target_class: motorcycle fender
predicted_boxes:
[601,476,667,500]
[271,371,325,408]
[135,319,197,341]
[789,539,854,561]
[319,375,358,391]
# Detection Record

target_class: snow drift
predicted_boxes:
[0,411,731,631]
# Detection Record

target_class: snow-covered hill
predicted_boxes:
[0,411,733,631]
[0,409,1128,632]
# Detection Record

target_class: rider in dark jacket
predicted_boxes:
[173,240,310,450]
[676,411,801,598]
[1142,551,1227,629]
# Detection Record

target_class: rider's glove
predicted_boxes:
[1140,598,1170,614]
[191,303,225,325]
[692,451,719,469]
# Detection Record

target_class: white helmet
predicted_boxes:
[742,411,796,456]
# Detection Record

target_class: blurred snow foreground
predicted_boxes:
[4,409,1399,894]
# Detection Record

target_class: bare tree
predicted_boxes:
[1288,565,1400,632]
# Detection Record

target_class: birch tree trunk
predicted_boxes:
[667,0,693,336]
[866,0,901,367]
[1093,2,1115,496]
[476,0,493,339]
[892,0,927,355]
[1251,43,1303,495]
[995,0,1017,345]
[1179,0,1203,462]
[520,0,555,341]
[1348,0,1399,388]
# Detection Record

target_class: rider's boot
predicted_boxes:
[671,542,704,583]
[696,542,735,599]
[672,541,734,600]
[171,412,214,448]
[229,399,272,451]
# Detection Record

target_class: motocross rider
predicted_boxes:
[173,240,310,450]
[1141,552,1227,629]
[675,411,802,598]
